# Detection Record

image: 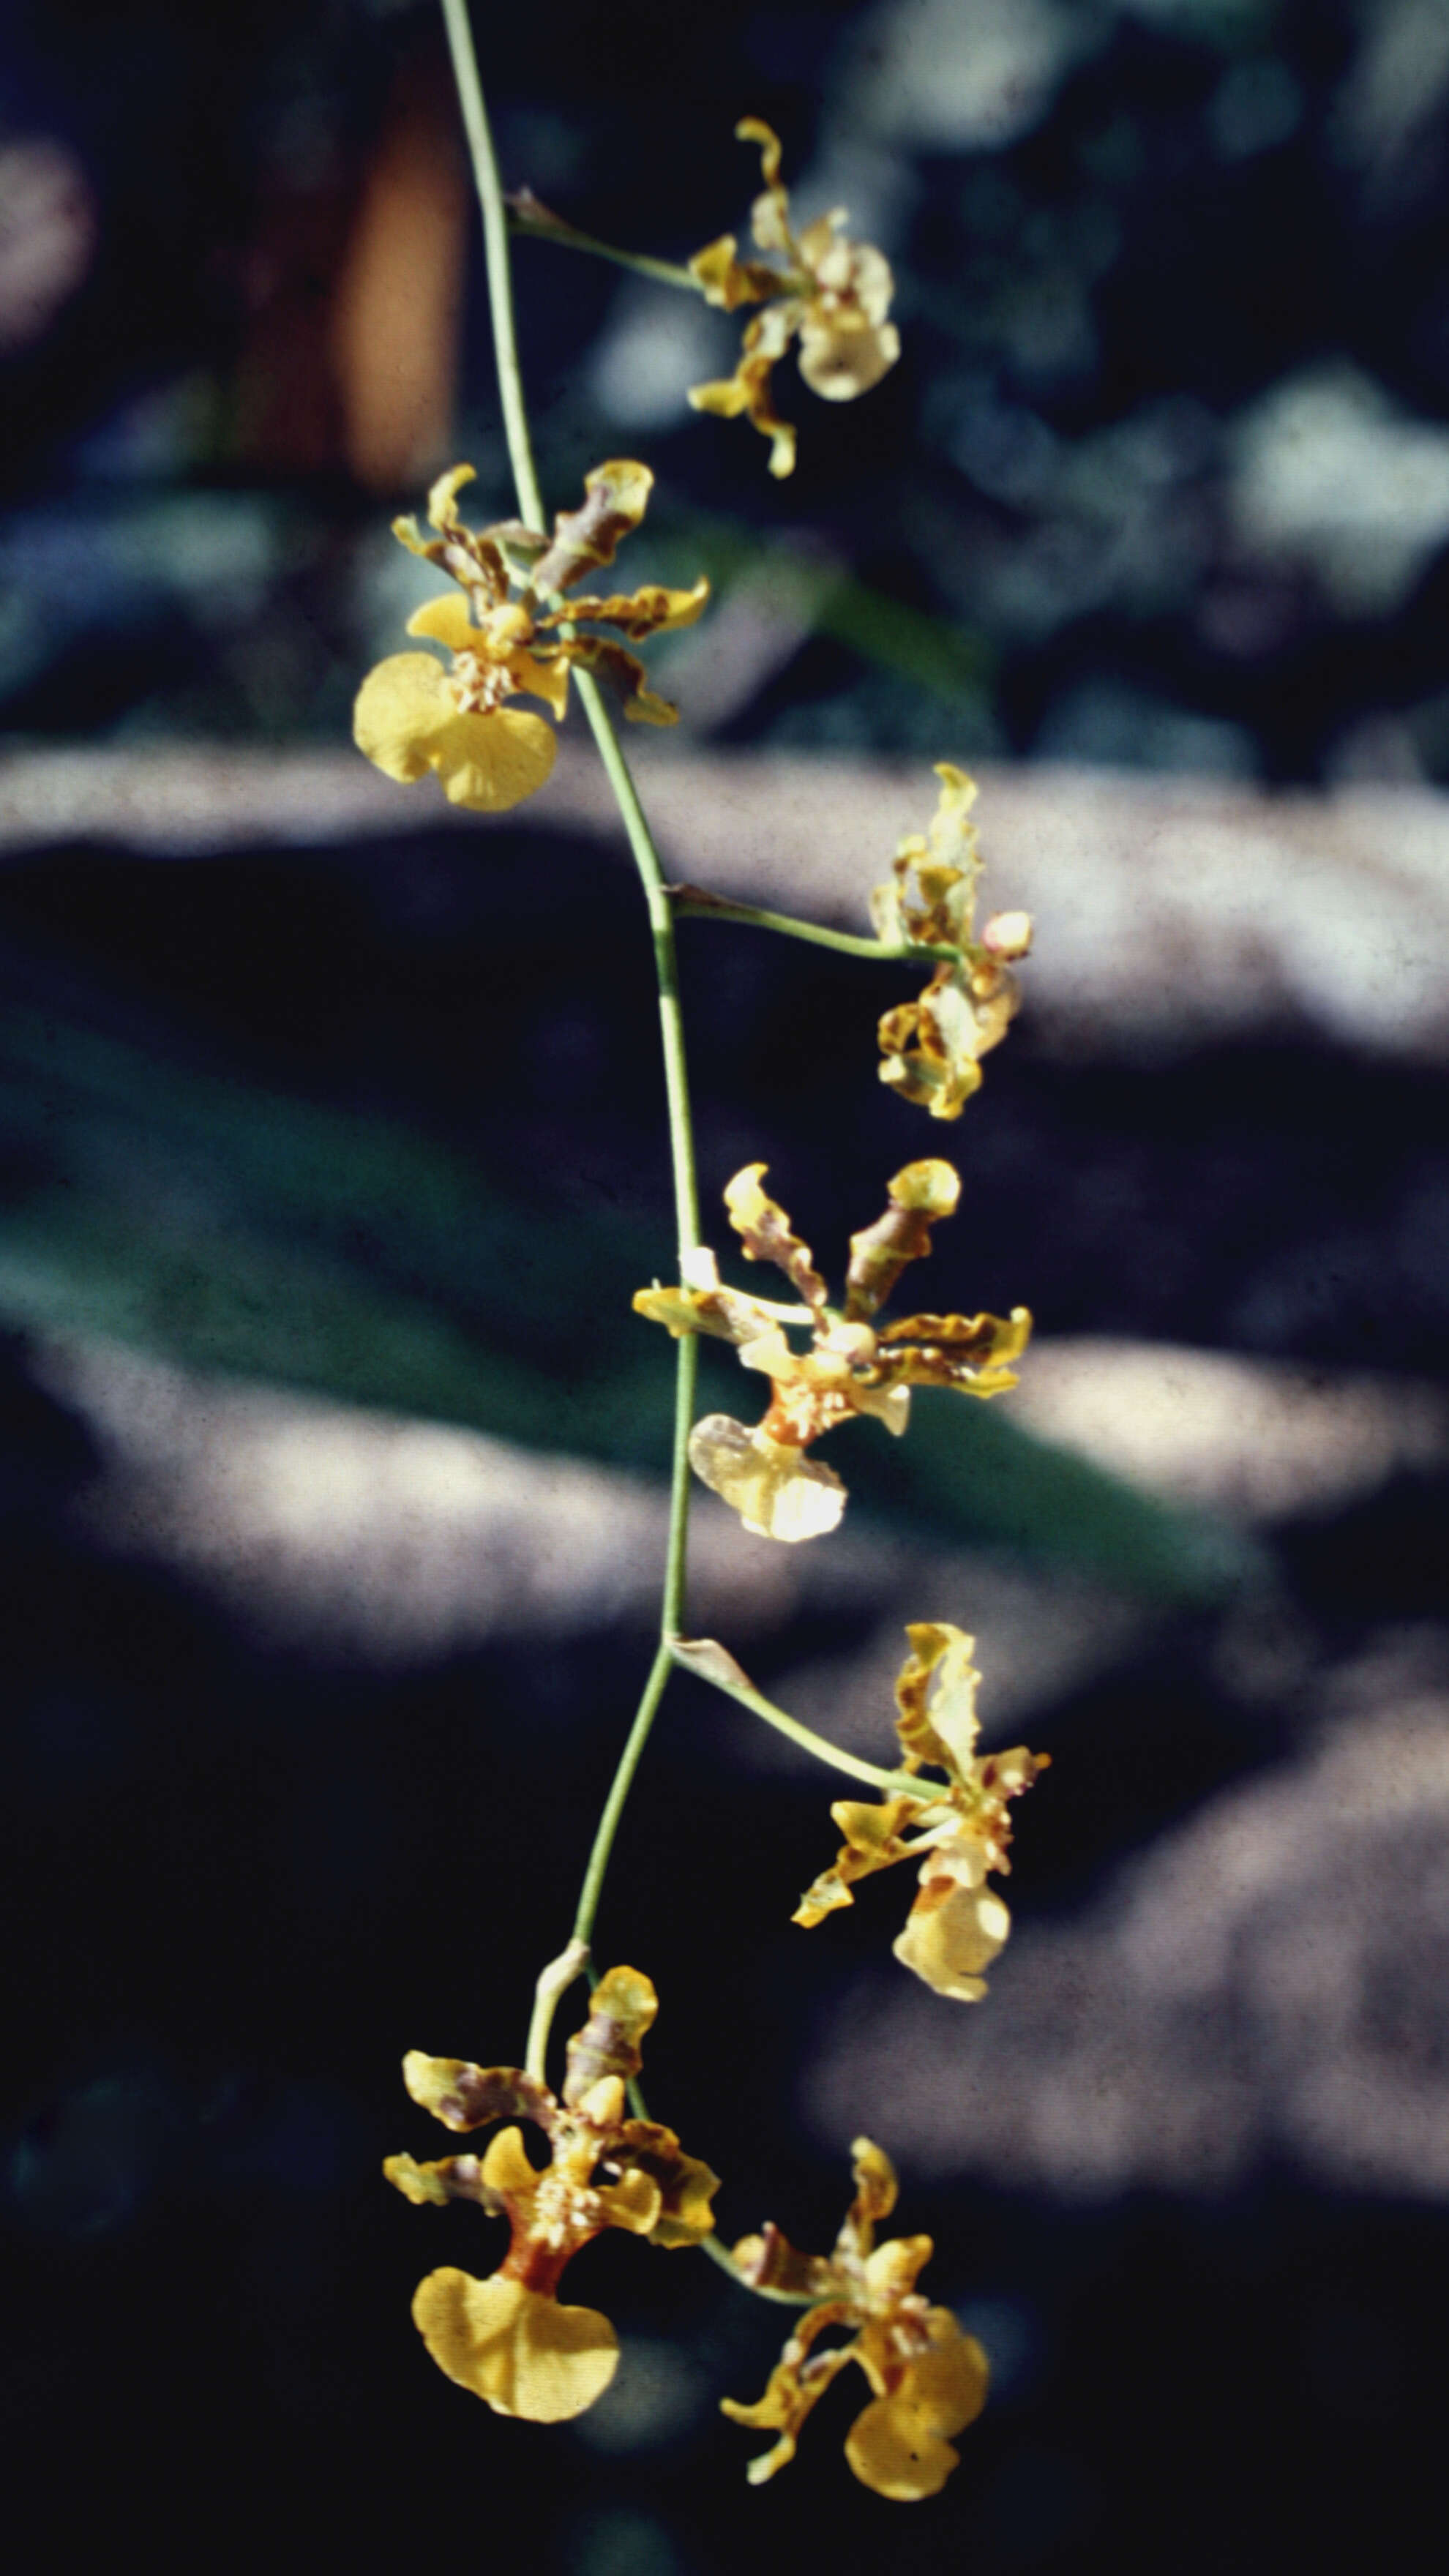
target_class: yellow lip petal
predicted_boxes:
[431,705,558,812]
[411,2269,618,2421]
[353,651,457,783]
[688,1415,846,1541]
[893,1876,1011,2001]
[844,2392,963,2500]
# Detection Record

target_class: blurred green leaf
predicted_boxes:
[0,993,1243,1600]
[663,511,993,706]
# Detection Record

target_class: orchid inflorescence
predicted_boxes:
[372,6,1052,2502]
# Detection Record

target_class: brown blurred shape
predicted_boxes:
[233,56,466,490]
[330,61,467,493]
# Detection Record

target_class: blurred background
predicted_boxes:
[4,3,1449,2571]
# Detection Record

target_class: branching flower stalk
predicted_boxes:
[367,0,1047,2498]
[503,107,902,479]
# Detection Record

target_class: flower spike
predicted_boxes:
[634,1162,1030,1540]
[384,1967,719,2420]
[722,2138,988,2497]
[687,119,900,477]
[353,462,709,813]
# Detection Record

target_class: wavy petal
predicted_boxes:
[383,2151,495,2209]
[842,1160,961,1320]
[528,459,656,596]
[546,576,711,639]
[723,1163,828,1306]
[562,1963,659,2106]
[894,1621,981,1778]
[400,2054,551,2133]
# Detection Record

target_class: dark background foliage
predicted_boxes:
[3,5,1449,2573]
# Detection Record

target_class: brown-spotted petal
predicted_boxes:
[873,1306,1033,1397]
[730,2222,840,2302]
[843,1161,961,1321]
[632,1280,796,1346]
[528,460,656,596]
[723,1164,828,1306]
[645,2155,722,2250]
[613,2122,722,2247]
[561,1964,659,2107]
[594,2166,664,2236]
[877,953,1022,1121]
[547,576,711,639]
[400,2053,553,2134]
[411,2269,618,2421]
[383,2151,497,2209]
[894,1621,981,1778]
[558,632,680,725]
[721,2323,856,2485]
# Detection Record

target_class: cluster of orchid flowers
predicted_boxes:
[385,1596,1040,2487]
[367,60,1049,2502]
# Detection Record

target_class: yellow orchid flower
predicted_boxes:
[687,119,900,478]
[872,765,1033,1119]
[354,460,709,813]
[793,1622,1046,2001]
[384,1966,719,2421]
[722,2138,988,2498]
[634,1161,1030,1541]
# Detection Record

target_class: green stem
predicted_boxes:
[570,1639,673,1950]
[673,891,959,967]
[506,198,700,293]
[574,672,702,1259]
[439,0,547,532]
[671,1643,951,1801]
[441,0,703,2076]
